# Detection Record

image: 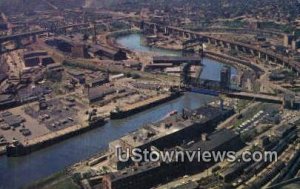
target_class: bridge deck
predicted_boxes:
[153,56,202,65]
[143,22,300,73]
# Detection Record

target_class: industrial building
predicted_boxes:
[103,129,244,189]
[88,45,127,61]
[45,36,89,58]
[23,50,55,67]
[87,86,117,103]
[109,105,235,170]
[86,74,109,88]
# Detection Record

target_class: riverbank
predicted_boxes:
[6,91,188,157]
[110,92,182,119]
[0,31,229,189]
[107,29,181,56]
[6,119,106,157]
[24,170,79,189]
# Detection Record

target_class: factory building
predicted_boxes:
[23,51,48,59]
[283,34,294,47]
[86,74,109,88]
[23,51,55,68]
[88,45,127,61]
[46,63,64,72]
[45,37,89,58]
[67,70,86,84]
[103,129,244,189]
[71,43,89,58]
[109,106,235,170]
[87,86,117,103]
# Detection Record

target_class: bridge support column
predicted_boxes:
[227,43,231,49]
[250,49,255,56]
[15,38,22,49]
[153,25,157,35]
[235,45,239,51]
[207,38,211,44]
[242,47,247,53]
[266,55,269,62]
[214,40,218,46]
[164,27,169,35]
[258,52,262,59]
[32,35,37,43]
[182,32,185,39]
[221,41,225,48]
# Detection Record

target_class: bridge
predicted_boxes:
[0,23,91,53]
[225,92,282,104]
[153,56,202,65]
[190,87,300,109]
[192,27,284,38]
[139,21,300,75]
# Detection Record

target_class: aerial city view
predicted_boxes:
[0,0,300,188]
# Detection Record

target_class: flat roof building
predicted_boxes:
[89,45,127,61]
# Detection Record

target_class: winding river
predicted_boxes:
[0,33,237,189]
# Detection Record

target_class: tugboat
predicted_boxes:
[110,106,124,120]
[88,110,106,128]
[6,138,28,157]
[88,116,106,128]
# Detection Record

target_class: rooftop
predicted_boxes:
[112,106,230,148]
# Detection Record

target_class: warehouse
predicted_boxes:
[87,86,117,103]
[88,45,127,61]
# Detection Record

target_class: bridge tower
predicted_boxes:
[180,37,205,88]
[180,63,193,89]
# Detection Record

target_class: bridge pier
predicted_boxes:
[207,38,212,44]
[164,27,169,35]
[221,41,225,48]
[214,40,218,46]
[32,35,37,43]
[153,24,158,35]
[227,43,231,49]
[234,45,239,51]
[15,37,22,49]
[265,55,269,62]
[242,47,247,53]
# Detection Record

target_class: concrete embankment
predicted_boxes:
[6,120,106,157]
[110,92,183,119]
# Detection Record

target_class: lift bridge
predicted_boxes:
[180,37,205,88]
[182,37,206,56]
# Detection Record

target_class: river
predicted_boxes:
[0,33,236,189]
[116,33,237,81]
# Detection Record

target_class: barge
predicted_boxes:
[110,92,182,119]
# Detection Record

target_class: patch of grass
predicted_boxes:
[24,171,79,189]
